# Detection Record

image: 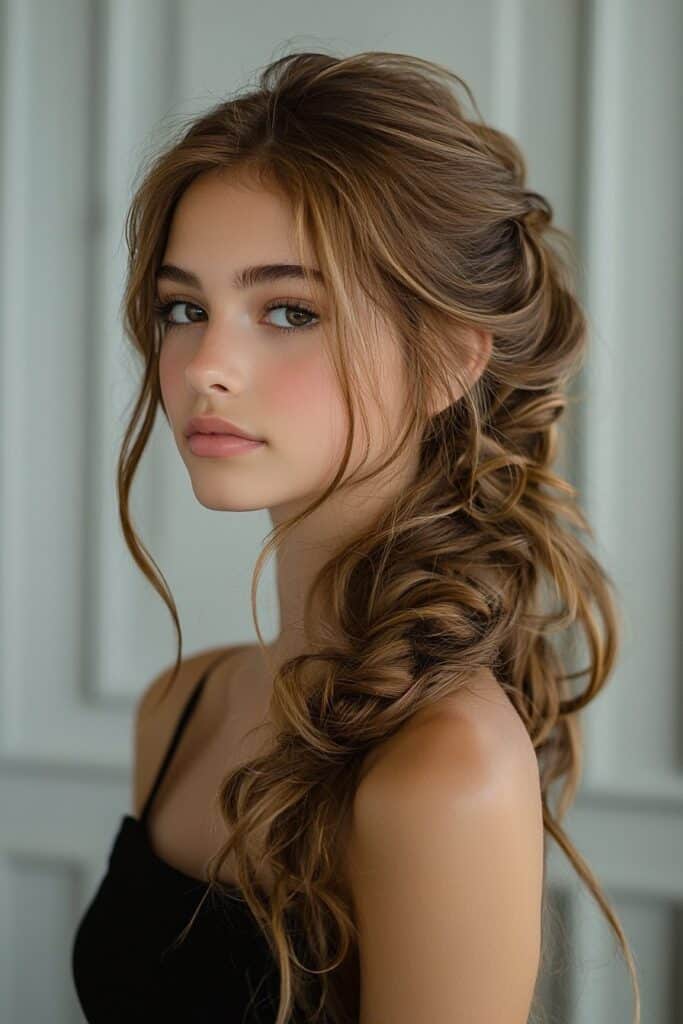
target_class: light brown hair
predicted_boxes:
[118,48,640,1024]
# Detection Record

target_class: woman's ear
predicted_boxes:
[428,326,493,419]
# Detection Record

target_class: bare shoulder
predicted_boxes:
[345,670,544,899]
[352,671,543,848]
[135,645,229,719]
[132,644,237,816]
[356,668,540,802]
[345,670,544,1023]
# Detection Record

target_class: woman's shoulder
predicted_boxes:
[137,645,231,719]
[358,668,533,790]
[132,644,242,816]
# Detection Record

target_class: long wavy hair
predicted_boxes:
[117,48,640,1024]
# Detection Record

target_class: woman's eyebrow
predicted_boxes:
[155,263,324,290]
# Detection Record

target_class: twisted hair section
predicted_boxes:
[117,47,639,1024]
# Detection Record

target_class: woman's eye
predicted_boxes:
[153,300,204,327]
[263,302,319,332]
[152,298,319,334]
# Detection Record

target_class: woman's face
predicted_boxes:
[156,168,413,522]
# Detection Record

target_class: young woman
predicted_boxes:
[72,49,640,1024]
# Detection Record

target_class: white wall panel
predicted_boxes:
[3,856,85,1024]
[579,0,683,794]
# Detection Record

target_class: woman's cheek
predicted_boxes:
[157,343,188,422]
[270,355,345,442]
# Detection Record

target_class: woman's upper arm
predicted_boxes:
[347,713,544,1024]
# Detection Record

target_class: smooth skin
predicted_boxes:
[348,691,544,1024]
[154,166,544,1022]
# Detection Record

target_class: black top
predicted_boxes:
[71,651,283,1023]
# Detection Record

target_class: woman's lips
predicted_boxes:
[187,432,265,457]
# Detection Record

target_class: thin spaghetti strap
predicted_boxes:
[139,648,238,824]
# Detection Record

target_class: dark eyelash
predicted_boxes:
[151,297,319,334]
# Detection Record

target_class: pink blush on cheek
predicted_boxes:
[271,361,319,403]
[268,361,349,469]
[266,359,340,428]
